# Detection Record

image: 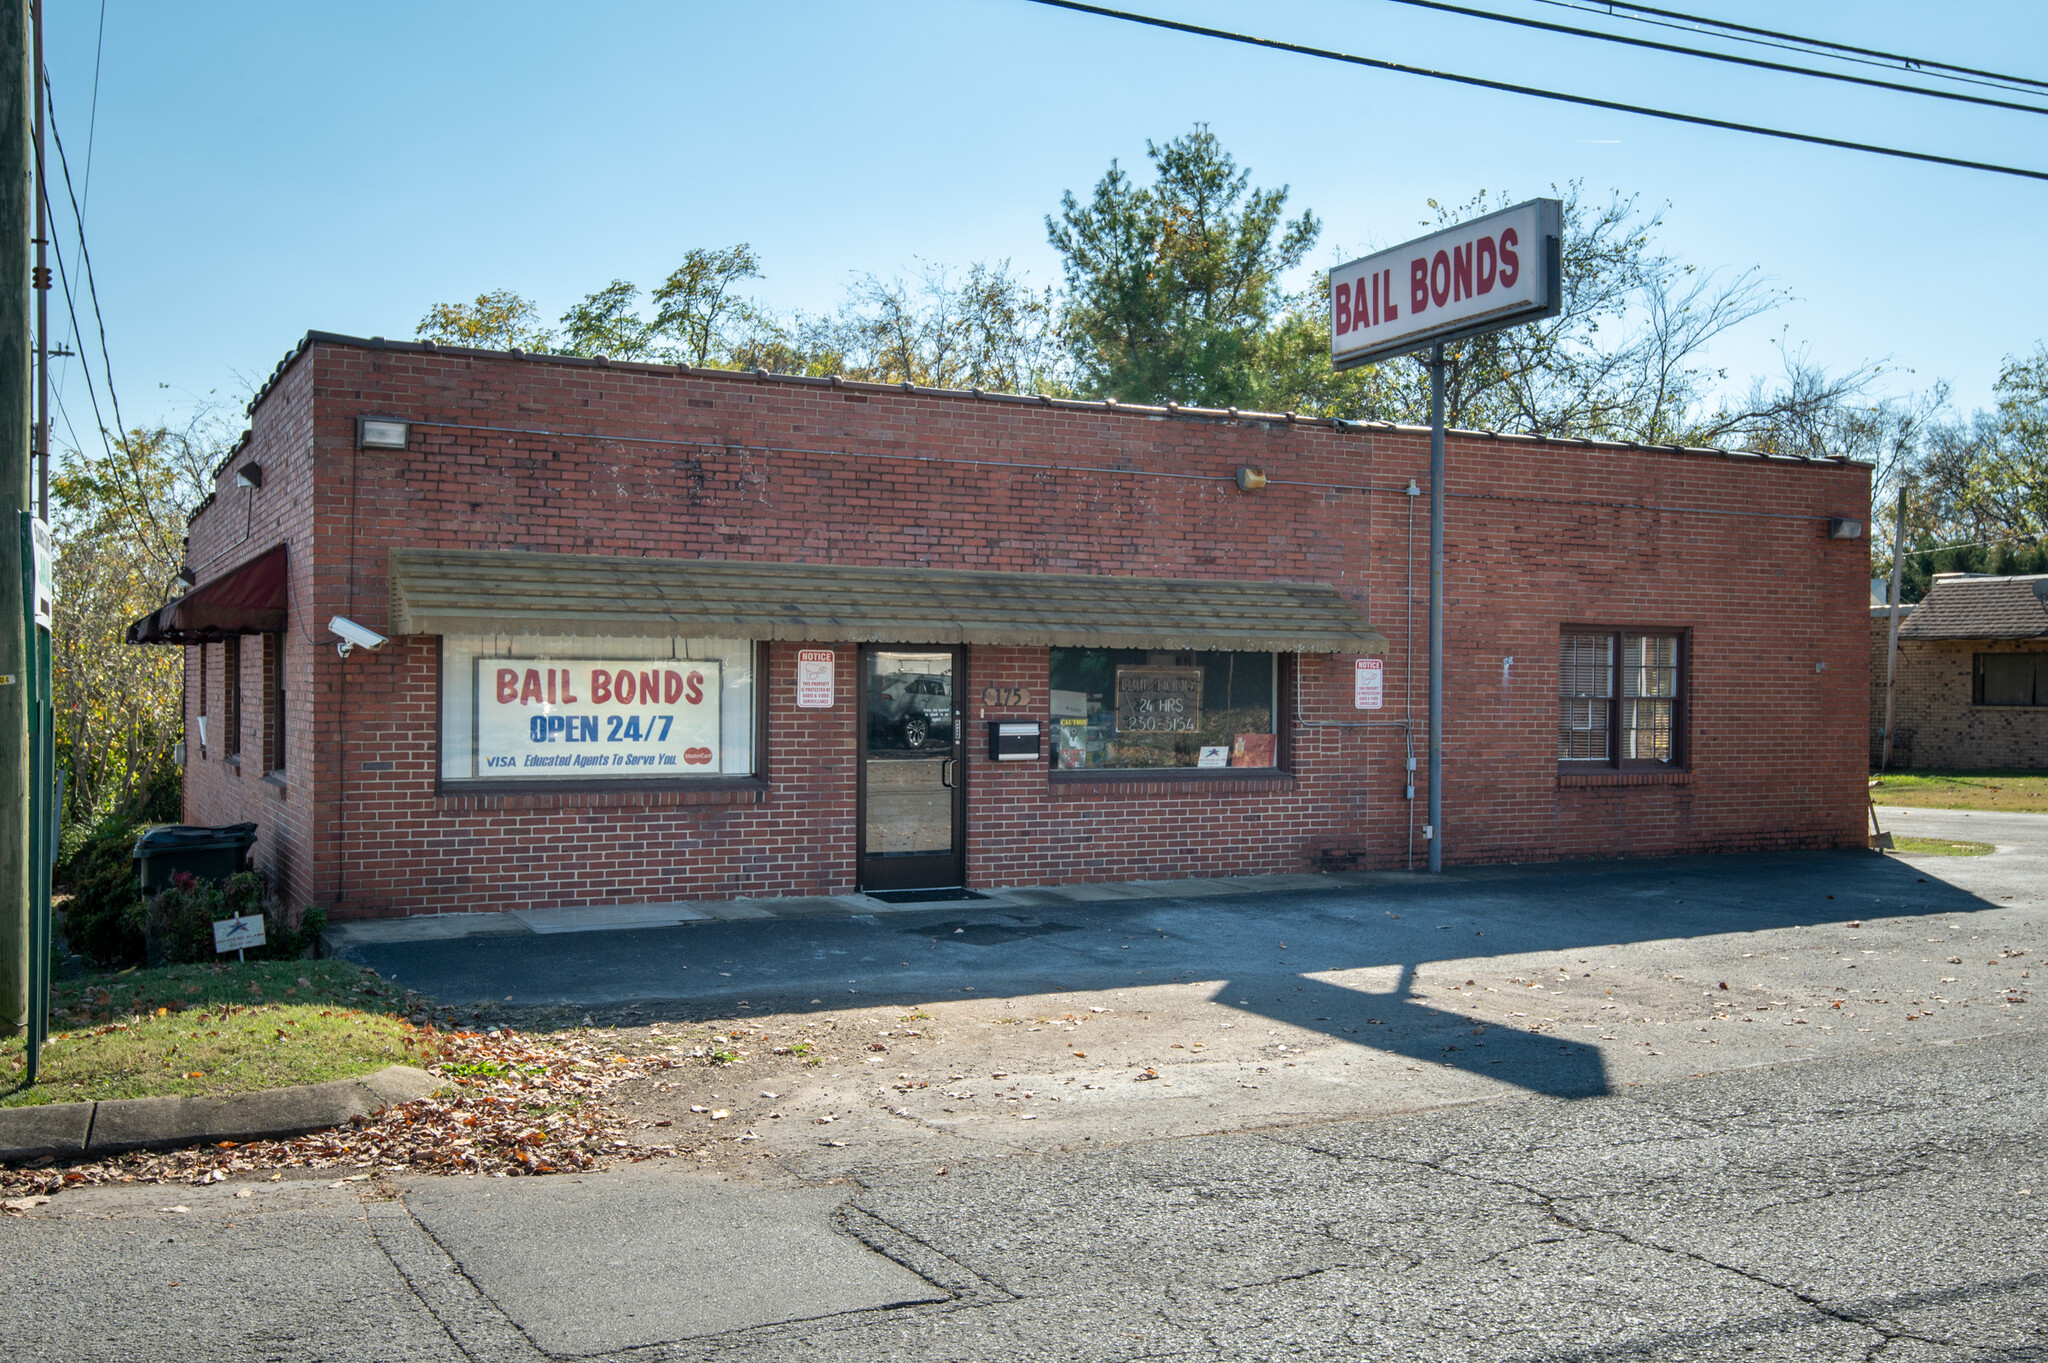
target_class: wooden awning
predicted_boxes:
[387,548,1389,655]
[126,544,289,645]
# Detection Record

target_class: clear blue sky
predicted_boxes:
[42,0,2048,441]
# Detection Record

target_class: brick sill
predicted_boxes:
[1051,768,1294,797]
[434,780,769,812]
[1558,768,1693,788]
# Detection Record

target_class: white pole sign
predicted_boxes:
[476,660,721,776]
[1329,198,1562,370]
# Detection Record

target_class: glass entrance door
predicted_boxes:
[859,647,964,892]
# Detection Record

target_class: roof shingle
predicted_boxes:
[1897,574,2048,641]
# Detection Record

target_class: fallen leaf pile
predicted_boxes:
[2,1025,687,1203]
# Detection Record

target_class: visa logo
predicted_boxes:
[484,756,518,769]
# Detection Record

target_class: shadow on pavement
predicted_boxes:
[343,848,1993,1106]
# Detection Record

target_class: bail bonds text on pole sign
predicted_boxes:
[1328,198,1562,370]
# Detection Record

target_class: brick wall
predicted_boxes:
[174,340,1873,919]
[1884,638,2048,770]
[179,356,318,909]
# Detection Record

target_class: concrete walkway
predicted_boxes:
[320,872,1367,949]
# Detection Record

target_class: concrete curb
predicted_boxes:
[0,1065,443,1164]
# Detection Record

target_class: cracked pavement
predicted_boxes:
[5,809,2044,1360]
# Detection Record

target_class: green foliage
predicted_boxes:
[56,818,149,968]
[649,244,770,366]
[1874,344,2048,589]
[1048,125,1318,408]
[52,414,221,838]
[557,279,657,359]
[136,871,326,967]
[416,289,555,351]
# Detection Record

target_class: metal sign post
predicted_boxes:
[1329,199,1564,873]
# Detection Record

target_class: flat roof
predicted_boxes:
[230,329,1873,472]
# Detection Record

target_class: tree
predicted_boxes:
[1873,343,2048,595]
[50,403,227,836]
[415,289,554,351]
[831,260,1061,392]
[650,245,770,367]
[557,280,657,360]
[1048,125,1319,407]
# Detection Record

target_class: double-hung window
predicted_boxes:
[1558,629,1684,767]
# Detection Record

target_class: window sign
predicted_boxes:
[476,659,721,776]
[1354,657,1384,710]
[1050,649,1278,770]
[796,649,835,707]
[1115,667,1202,734]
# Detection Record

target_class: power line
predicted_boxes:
[45,79,127,443]
[44,78,168,554]
[81,0,105,213]
[1019,0,2048,182]
[1535,0,2048,96]
[39,181,112,468]
[1373,0,2048,117]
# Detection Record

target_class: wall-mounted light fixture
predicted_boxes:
[357,416,410,450]
[235,461,263,489]
[1236,465,1268,493]
[172,567,196,592]
[1827,517,1864,540]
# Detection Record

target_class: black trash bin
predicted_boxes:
[132,823,259,896]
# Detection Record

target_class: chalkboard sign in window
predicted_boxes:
[1049,648,1278,771]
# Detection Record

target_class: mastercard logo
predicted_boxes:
[683,747,714,765]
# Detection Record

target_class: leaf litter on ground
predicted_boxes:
[1,1023,693,1203]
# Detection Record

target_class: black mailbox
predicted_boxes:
[989,720,1042,762]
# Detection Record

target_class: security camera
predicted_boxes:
[329,615,389,658]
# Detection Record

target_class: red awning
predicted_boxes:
[127,544,289,645]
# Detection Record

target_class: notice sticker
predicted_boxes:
[796,650,835,708]
[1198,745,1229,768]
[1354,657,1385,710]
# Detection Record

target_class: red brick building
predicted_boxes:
[129,333,1873,921]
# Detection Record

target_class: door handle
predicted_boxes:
[940,757,957,790]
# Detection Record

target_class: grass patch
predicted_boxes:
[1870,770,2048,813]
[1889,835,1995,857]
[1,960,431,1108]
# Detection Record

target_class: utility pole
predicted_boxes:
[0,0,32,1039]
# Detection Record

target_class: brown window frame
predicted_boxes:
[1972,652,2047,707]
[1557,626,1688,772]
[223,635,243,763]
[263,632,287,778]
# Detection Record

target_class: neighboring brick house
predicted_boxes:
[1879,573,2048,770]
[127,333,1873,922]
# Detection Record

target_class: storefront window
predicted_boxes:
[1048,649,1278,771]
[440,634,756,782]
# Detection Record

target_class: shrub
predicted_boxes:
[56,818,148,968]
[131,870,325,966]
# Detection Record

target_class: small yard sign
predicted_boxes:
[213,914,267,957]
